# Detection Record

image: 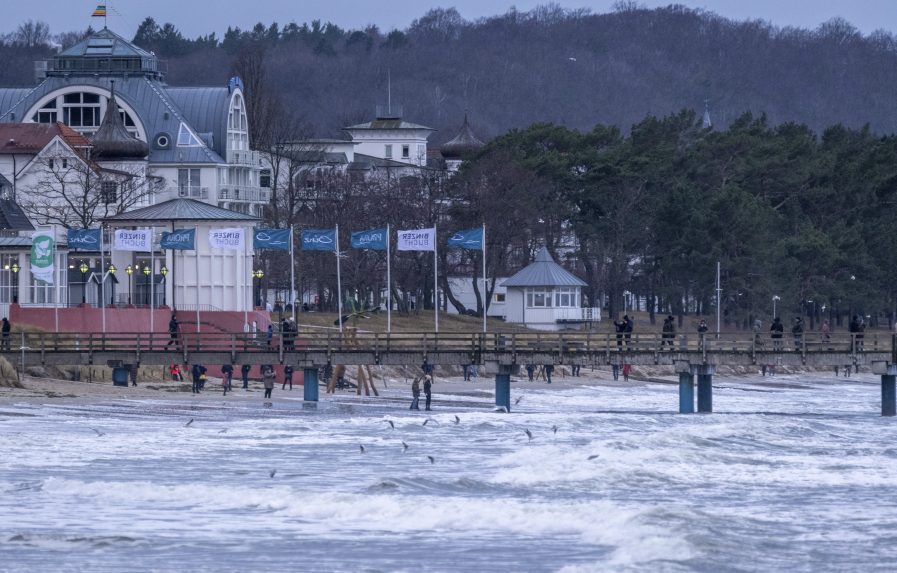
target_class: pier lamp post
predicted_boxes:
[10,262,19,303]
[108,264,116,306]
[772,295,780,318]
[142,265,151,305]
[253,269,264,308]
[160,266,168,306]
[125,265,133,305]
[79,262,89,304]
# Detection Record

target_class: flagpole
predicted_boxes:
[482,223,487,334]
[290,225,296,323]
[243,230,248,330]
[100,226,106,334]
[386,223,391,334]
[54,238,59,333]
[335,224,343,333]
[195,246,200,334]
[149,227,155,337]
[434,225,438,333]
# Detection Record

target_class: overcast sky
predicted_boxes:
[4,1,897,38]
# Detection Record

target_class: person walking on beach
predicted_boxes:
[1,317,10,351]
[544,363,554,384]
[282,365,294,390]
[770,317,784,350]
[165,313,180,349]
[191,363,206,394]
[622,363,632,382]
[262,366,275,399]
[662,315,675,350]
[410,377,421,410]
[612,363,620,381]
[526,364,535,381]
[423,374,433,411]
[241,364,251,389]
[221,363,234,392]
[130,362,139,387]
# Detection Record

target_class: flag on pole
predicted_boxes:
[208,228,245,250]
[396,228,436,251]
[30,231,55,284]
[114,229,151,251]
[91,4,107,17]
[67,229,101,251]
[351,228,387,250]
[160,228,196,250]
[253,228,291,251]
[447,228,484,250]
[301,229,336,251]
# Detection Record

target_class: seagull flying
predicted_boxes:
[218,429,227,434]
[90,428,105,437]
[453,415,460,424]
[568,57,577,62]
[402,441,409,452]
[269,469,277,478]
[587,454,600,460]
[552,425,558,435]
[359,445,366,454]
[427,455,435,464]
[386,420,395,430]
[525,429,533,441]
[515,395,524,405]
[185,419,194,427]
[422,418,430,426]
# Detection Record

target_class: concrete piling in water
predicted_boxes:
[696,364,715,413]
[882,374,896,417]
[303,367,319,402]
[495,365,512,412]
[678,371,695,413]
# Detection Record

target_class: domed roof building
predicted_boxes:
[440,114,485,172]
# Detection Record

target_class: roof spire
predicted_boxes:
[702,99,713,129]
[89,80,149,160]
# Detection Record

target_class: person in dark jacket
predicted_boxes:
[262,366,275,399]
[770,317,784,350]
[191,363,206,394]
[849,315,866,352]
[241,364,251,389]
[130,362,139,387]
[792,317,804,348]
[221,363,234,392]
[410,377,421,410]
[662,315,675,349]
[544,364,554,384]
[165,314,180,349]
[613,317,626,349]
[1,317,10,351]
[423,375,433,411]
[697,319,709,351]
[282,365,294,390]
[525,364,535,381]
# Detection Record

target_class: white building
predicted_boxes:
[343,106,434,168]
[501,247,599,331]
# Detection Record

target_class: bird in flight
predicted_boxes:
[551,425,558,435]
[525,429,533,441]
[269,469,277,478]
[515,395,524,405]
[587,454,600,460]
[427,455,435,464]
[386,420,395,430]
[453,415,460,424]
[402,441,409,452]
[359,445,366,453]
[90,428,105,437]
[185,419,194,427]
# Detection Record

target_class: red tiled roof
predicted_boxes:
[0,122,92,154]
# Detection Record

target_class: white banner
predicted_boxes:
[209,228,245,250]
[114,229,151,251]
[30,231,55,284]
[396,228,436,251]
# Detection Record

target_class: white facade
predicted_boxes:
[446,276,508,318]
[504,285,598,331]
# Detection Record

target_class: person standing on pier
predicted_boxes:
[410,377,421,410]
[662,315,675,350]
[1,317,10,351]
[241,364,251,389]
[423,374,433,411]
[165,313,180,349]
[792,317,804,348]
[613,316,626,349]
[820,319,831,343]
[697,319,708,350]
[770,317,784,350]
[624,316,633,347]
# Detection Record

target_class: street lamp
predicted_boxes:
[10,262,19,303]
[160,266,168,306]
[108,264,116,306]
[79,262,89,304]
[772,295,780,318]
[142,265,151,305]
[253,269,264,307]
[125,265,133,305]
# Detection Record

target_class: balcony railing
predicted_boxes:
[218,185,270,203]
[178,186,209,199]
[226,149,260,166]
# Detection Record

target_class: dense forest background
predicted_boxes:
[4,4,897,142]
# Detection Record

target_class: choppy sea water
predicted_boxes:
[1,376,896,572]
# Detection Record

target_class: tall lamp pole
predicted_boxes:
[108,264,116,306]
[79,262,89,304]
[253,269,264,308]
[160,266,168,306]
[773,295,780,318]
[10,262,19,304]
[142,265,151,306]
[125,265,133,305]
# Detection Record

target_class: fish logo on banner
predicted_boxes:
[160,228,196,250]
[396,228,436,251]
[301,229,336,251]
[209,228,245,250]
[30,231,55,284]
[67,229,101,251]
[447,228,484,250]
[253,228,291,251]
[114,229,151,251]
[351,228,387,251]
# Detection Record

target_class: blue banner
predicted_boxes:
[67,229,101,251]
[351,228,387,251]
[160,228,196,250]
[447,228,484,250]
[254,228,291,251]
[301,229,336,251]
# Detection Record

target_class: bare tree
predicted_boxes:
[14,20,51,48]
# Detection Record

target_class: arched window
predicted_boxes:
[26,89,143,140]
[227,92,249,152]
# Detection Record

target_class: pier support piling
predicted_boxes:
[495,365,512,412]
[697,372,713,413]
[678,371,695,413]
[883,374,896,417]
[303,367,319,402]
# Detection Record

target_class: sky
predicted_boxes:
[3,1,897,38]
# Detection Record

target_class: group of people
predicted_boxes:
[524,363,556,383]
[171,362,296,397]
[280,317,298,351]
[410,372,433,410]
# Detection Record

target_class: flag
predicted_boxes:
[208,228,245,250]
[253,228,291,251]
[447,228,484,250]
[351,228,387,250]
[396,228,436,251]
[301,229,336,251]
[67,229,101,251]
[30,231,55,285]
[91,4,106,17]
[114,229,151,251]
[160,228,195,250]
